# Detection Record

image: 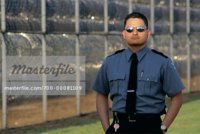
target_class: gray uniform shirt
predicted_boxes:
[93,46,185,113]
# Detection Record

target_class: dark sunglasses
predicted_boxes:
[125,26,146,33]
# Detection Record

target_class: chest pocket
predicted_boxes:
[138,76,161,96]
[108,73,126,100]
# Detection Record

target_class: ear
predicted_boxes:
[147,30,151,40]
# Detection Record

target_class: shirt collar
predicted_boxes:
[125,46,150,62]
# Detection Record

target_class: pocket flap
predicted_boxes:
[109,73,126,81]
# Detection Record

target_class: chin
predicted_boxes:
[129,44,144,47]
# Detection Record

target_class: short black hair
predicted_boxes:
[124,12,148,29]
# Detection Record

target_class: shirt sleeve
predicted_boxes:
[162,59,185,97]
[92,59,110,95]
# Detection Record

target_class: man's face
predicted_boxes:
[122,18,150,48]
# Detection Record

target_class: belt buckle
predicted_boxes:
[128,115,136,122]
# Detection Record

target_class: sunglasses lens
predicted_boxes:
[126,27,133,33]
[137,26,145,32]
[125,26,146,33]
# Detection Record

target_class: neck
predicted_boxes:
[128,45,146,53]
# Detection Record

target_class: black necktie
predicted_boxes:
[125,53,138,116]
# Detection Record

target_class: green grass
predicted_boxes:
[42,94,200,134]
[42,99,200,134]
[168,99,200,134]
[1,93,200,134]
[47,102,199,134]
[41,121,104,134]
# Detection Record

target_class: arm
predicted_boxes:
[162,91,183,130]
[96,92,110,132]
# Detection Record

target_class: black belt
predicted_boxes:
[113,112,161,122]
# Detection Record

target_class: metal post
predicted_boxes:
[104,0,108,57]
[1,0,7,128]
[75,0,80,116]
[186,0,190,34]
[42,35,47,121]
[150,0,155,49]
[170,0,174,34]
[186,36,191,92]
[1,33,7,128]
[150,0,155,35]
[128,0,132,13]
[41,0,47,121]
[1,0,6,32]
[104,0,108,33]
[186,0,191,92]
[41,0,46,33]
[75,0,80,34]
[75,36,80,116]
[104,36,108,57]
[169,0,174,59]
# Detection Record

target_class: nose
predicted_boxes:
[132,29,138,35]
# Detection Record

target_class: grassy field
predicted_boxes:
[1,92,200,134]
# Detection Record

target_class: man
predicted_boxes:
[93,12,184,134]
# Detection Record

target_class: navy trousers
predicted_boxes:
[106,113,163,134]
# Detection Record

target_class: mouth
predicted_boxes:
[130,37,139,40]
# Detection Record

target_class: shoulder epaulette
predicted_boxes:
[114,49,125,54]
[108,49,125,57]
[151,49,168,58]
